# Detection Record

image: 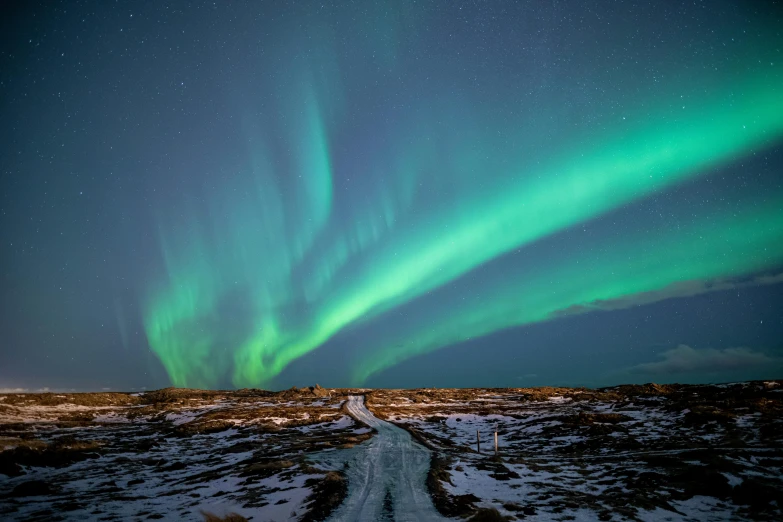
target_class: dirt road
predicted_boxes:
[326,395,449,522]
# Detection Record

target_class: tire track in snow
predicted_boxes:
[326,395,450,522]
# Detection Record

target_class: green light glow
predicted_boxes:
[353,196,783,383]
[142,14,783,388]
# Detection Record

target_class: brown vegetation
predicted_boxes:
[201,511,249,522]
[0,385,373,521]
[300,471,347,522]
[468,507,511,521]
[367,381,783,520]
[0,435,103,477]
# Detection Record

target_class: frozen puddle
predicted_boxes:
[325,396,449,522]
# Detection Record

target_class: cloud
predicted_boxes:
[0,388,27,394]
[0,387,89,394]
[629,345,781,375]
[553,272,783,318]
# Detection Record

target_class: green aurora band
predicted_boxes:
[142,11,783,388]
[354,194,783,383]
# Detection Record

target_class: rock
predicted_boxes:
[671,468,733,499]
[732,477,781,508]
[12,480,56,497]
[634,471,667,489]
[502,502,524,512]
[158,461,187,472]
[311,384,330,397]
[136,438,160,451]
[467,507,508,521]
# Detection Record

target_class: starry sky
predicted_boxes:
[1,0,783,392]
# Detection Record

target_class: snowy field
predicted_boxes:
[0,386,371,521]
[2,382,781,521]
[368,381,783,521]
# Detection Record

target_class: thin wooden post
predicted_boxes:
[494,431,498,455]
[476,430,480,453]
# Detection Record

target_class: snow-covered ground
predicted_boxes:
[369,382,783,521]
[0,388,371,521]
[2,383,781,521]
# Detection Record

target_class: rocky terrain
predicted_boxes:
[1,381,781,521]
[0,385,372,521]
[366,381,783,521]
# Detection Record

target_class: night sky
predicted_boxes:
[2,1,783,392]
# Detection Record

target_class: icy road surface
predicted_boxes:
[327,395,450,522]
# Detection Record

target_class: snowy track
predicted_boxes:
[327,396,450,522]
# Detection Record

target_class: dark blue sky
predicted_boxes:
[1,0,782,391]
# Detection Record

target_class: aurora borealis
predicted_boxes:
[1,1,783,391]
